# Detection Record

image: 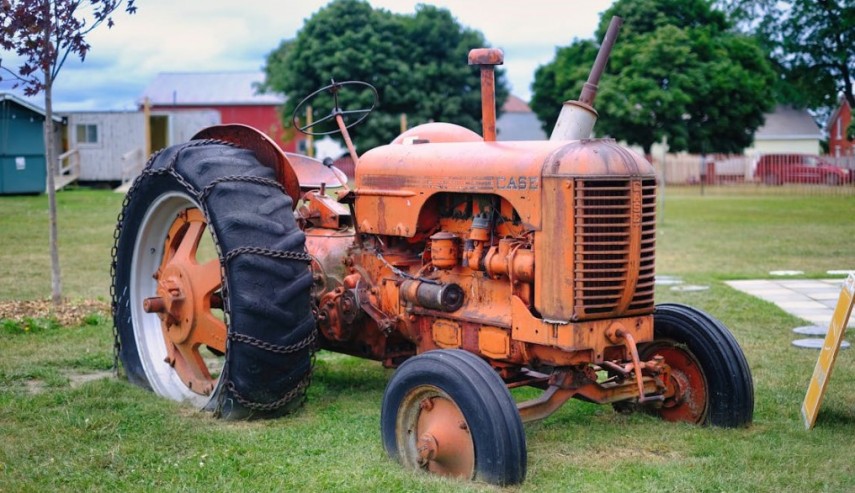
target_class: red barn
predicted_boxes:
[140,72,304,152]
[828,98,853,158]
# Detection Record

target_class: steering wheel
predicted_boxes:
[291,80,378,136]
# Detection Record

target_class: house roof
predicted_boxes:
[827,97,851,129]
[0,92,64,122]
[497,95,547,141]
[140,72,284,106]
[502,94,532,113]
[755,105,822,140]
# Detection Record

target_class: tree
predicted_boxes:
[261,0,508,151]
[531,0,775,156]
[0,0,137,305]
[716,0,854,112]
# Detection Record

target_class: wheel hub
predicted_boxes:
[141,208,226,397]
[654,346,708,423]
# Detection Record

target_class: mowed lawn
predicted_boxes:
[1,187,854,492]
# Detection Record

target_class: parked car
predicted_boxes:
[754,153,853,185]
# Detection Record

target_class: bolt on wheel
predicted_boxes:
[381,349,526,486]
[396,385,475,478]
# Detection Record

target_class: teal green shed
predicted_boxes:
[0,93,59,194]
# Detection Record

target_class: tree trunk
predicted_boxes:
[44,85,62,306]
[43,81,62,305]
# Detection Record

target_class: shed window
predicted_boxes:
[76,124,98,144]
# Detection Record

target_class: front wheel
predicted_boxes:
[381,349,526,486]
[641,303,753,427]
[112,140,316,419]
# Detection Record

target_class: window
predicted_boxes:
[76,124,98,144]
[836,119,843,139]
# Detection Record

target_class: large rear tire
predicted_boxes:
[645,303,753,427]
[112,140,316,419]
[381,349,526,486]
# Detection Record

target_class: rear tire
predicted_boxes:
[112,140,316,419]
[381,349,526,486]
[644,303,753,427]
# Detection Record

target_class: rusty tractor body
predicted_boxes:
[113,17,753,486]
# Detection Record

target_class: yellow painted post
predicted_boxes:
[400,113,407,134]
[801,273,855,429]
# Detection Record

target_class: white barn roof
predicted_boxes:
[141,72,284,106]
[755,105,822,140]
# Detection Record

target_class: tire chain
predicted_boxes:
[229,329,317,355]
[110,139,317,413]
[226,374,312,412]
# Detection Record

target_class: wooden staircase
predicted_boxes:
[51,149,80,192]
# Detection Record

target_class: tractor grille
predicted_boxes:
[573,178,657,318]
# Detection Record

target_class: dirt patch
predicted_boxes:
[0,299,110,327]
[68,370,113,388]
[21,370,114,395]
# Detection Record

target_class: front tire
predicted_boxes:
[112,140,316,419]
[381,349,526,486]
[644,303,754,427]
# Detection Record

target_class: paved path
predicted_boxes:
[726,278,855,328]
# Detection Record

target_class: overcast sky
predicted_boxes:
[0,0,614,112]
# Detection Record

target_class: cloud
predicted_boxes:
[1,0,614,111]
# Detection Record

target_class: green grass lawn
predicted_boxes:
[1,187,854,492]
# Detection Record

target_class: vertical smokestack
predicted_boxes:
[550,16,622,141]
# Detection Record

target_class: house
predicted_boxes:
[140,72,304,152]
[0,93,63,194]
[497,95,547,141]
[746,105,822,156]
[64,109,219,183]
[828,98,853,158]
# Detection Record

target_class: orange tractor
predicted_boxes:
[111,18,752,486]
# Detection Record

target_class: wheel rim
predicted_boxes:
[649,343,709,424]
[396,385,475,479]
[131,191,225,407]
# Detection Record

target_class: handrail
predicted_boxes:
[121,148,145,184]
[57,148,80,177]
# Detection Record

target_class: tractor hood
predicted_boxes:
[354,136,655,236]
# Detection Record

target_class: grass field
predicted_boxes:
[1,187,854,492]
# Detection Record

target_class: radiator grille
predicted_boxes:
[573,178,657,318]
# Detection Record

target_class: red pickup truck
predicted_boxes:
[754,154,853,185]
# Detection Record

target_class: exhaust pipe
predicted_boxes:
[550,16,623,141]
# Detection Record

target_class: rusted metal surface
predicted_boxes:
[391,122,482,145]
[396,388,475,479]
[283,152,348,190]
[578,16,622,107]
[643,342,709,423]
[468,48,503,141]
[146,208,224,396]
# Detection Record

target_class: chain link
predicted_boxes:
[229,329,317,355]
[226,373,312,412]
[110,139,316,413]
[225,246,313,264]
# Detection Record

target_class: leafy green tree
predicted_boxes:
[261,0,507,151]
[531,0,775,155]
[717,0,854,111]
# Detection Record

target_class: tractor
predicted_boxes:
[111,17,752,486]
